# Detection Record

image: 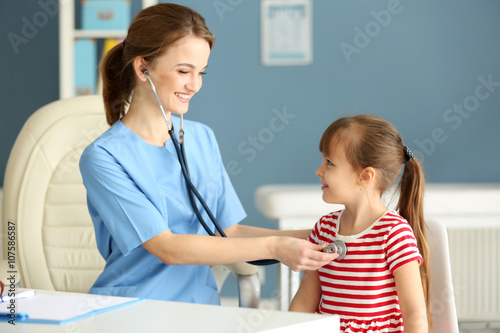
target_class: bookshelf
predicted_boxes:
[59,0,158,99]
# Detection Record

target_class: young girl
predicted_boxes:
[289,115,431,332]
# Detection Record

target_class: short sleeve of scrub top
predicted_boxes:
[79,117,246,305]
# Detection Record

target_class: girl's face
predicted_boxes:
[316,147,360,205]
[147,35,211,115]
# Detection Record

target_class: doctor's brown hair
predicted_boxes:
[319,114,432,327]
[100,3,215,125]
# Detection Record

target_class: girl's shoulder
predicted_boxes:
[379,210,409,226]
[378,211,417,241]
[349,210,412,240]
[314,210,343,233]
[318,209,343,223]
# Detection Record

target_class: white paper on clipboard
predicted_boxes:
[261,0,313,66]
[0,293,141,325]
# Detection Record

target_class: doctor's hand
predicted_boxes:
[272,238,338,272]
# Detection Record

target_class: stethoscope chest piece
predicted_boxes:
[324,240,347,261]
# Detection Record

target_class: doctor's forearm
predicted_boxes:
[142,229,336,271]
[223,224,311,240]
[142,230,278,266]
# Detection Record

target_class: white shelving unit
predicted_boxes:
[59,0,158,99]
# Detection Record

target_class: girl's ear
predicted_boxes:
[358,167,376,187]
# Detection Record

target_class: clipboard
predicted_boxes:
[0,293,142,325]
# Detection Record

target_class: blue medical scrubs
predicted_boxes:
[79,117,246,305]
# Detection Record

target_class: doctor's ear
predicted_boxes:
[133,56,149,81]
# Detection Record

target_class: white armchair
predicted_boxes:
[426,219,459,333]
[1,95,260,307]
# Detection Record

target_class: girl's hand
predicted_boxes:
[272,237,338,271]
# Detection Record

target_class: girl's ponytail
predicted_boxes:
[397,156,432,327]
[100,42,134,126]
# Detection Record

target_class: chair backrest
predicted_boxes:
[2,95,109,293]
[426,219,459,333]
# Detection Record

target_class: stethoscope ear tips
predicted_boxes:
[142,69,149,75]
[323,240,347,261]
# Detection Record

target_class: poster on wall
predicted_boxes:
[261,0,313,66]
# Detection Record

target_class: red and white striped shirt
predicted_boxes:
[309,210,422,332]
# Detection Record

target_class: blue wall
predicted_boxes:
[1,0,500,298]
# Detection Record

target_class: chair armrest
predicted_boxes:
[224,262,259,276]
[211,263,261,308]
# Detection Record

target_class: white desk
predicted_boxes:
[0,289,340,332]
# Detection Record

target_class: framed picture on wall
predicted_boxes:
[261,0,313,66]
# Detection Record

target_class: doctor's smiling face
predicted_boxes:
[145,35,211,115]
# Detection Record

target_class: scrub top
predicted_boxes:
[79,117,246,305]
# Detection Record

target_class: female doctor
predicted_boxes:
[79,3,337,305]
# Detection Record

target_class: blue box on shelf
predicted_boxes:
[82,0,131,30]
[74,38,97,96]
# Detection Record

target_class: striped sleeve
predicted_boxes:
[308,211,341,245]
[308,219,321,245]
[386,221,423,274]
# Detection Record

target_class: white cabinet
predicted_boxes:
[58,0,158,99]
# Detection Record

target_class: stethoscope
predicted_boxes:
[323,240,347,261]
[143,69,347,264]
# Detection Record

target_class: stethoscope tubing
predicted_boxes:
[170,127,277,266]
[170,129,227,237]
